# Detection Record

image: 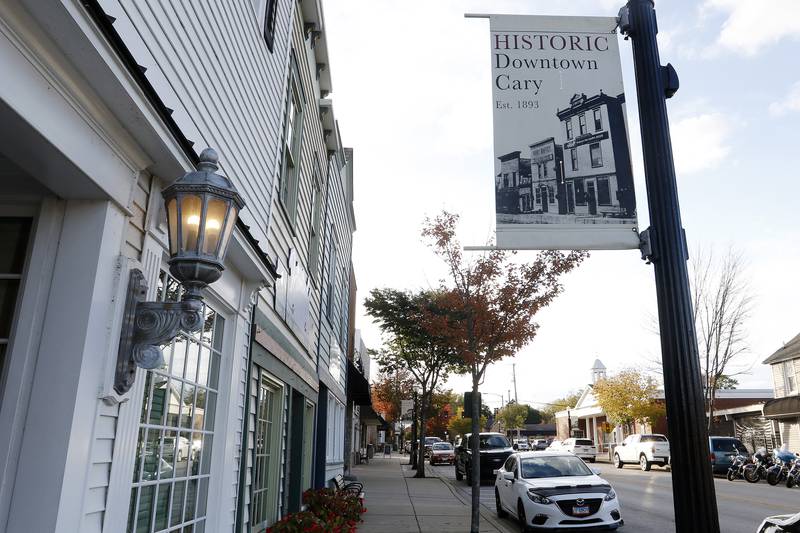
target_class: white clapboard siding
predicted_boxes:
[81,1,293,530]
[264,10,330,363]
[773,364,786,397]
[123,172,151,261]
[243,4,338,526]
[79,403,119,531]
[780,419,800,451]
[97,0,294,253]
[317,150,353,396]
[230,302,254,527]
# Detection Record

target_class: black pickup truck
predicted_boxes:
[454,432,513,484]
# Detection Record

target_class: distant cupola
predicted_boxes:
[591,359,607,384]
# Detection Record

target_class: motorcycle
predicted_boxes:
[757,510,800,532]
[786,460,800,488]
[745,447,774,484]
[767,449,796,486]
[727,453,750,481]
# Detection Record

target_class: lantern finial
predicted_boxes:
[198,148,219,171]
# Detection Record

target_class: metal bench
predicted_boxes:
[332,474,364,499]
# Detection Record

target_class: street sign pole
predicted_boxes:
[619,1,720,531]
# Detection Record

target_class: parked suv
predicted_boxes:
[561,438,598,462]
[512,438,530,451]
[614,433,670,471]
[533,439,549,450]
[709,436,749,475]
[455,432,513,484]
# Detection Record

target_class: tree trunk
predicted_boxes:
[469,375,481,533]
[707,387,716,433]
[416,390,427,478]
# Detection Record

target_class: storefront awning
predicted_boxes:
[764,395,800,419]
[360,404,390,429]
[347,360,372,406]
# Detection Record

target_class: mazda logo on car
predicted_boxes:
[576,498,585,506]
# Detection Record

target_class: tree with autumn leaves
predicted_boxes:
[370,368,415,425]
[364,288,464,478]
[592,369,666,433]
[496,402,529,437]
[421,211,586,533]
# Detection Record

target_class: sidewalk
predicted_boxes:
[351,455,514,533]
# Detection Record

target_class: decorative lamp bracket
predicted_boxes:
[114,269,204,394]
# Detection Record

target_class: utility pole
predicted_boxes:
[619,1,720,531]
[512,363,518,403]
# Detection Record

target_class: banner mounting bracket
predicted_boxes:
[639,227,655,264]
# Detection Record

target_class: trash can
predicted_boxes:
[384,444,391,456]
[367,444,374,459]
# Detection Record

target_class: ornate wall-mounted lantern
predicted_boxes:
[114,148,244,394]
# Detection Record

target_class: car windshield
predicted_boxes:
[640,435,667,443]
[432,443,452,450]
[468,435,510,449]
[520,456,593,479]
[425,437,441,444]
[575,439,593,446]
[712,439,748,453]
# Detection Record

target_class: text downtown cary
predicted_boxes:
[493,33,611,94]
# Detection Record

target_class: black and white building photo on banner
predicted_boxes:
[489,15,639,250]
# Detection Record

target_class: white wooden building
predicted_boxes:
[0,0,354,532]
[763,333,800,450]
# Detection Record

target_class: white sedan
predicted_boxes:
[494,451,623,531]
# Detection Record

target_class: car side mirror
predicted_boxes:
[503,471,515,481]
[513,444,518,450]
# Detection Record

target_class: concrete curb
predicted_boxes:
[434,469,518,533]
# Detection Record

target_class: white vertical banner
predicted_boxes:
[489,15,639,250]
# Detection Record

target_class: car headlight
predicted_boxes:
[527,490,553,505]
[604,488,617,501]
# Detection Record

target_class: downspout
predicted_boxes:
[312,154,334,488]
[235,305,257,532]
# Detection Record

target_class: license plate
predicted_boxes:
[573,506,590,515]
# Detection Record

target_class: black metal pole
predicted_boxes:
[410,390,418,468]
[620,1,720,531]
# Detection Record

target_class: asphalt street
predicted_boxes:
[427,460,800,532]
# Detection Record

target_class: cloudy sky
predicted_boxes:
[324,0,800,410]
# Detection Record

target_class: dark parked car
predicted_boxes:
[455,432,513,484]
[709,436,749,475]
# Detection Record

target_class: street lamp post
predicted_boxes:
[619,2,720,531]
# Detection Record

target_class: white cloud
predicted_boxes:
[702,0,800,56]
[769,81,800,116]
[670,112,734,174]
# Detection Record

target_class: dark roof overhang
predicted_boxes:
[347,359,371,406]
[763,332,800,365]
[764,395,800,419]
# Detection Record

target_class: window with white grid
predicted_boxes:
[250,367,284,531]
[127,271,225,533]
[0,217,31,404]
